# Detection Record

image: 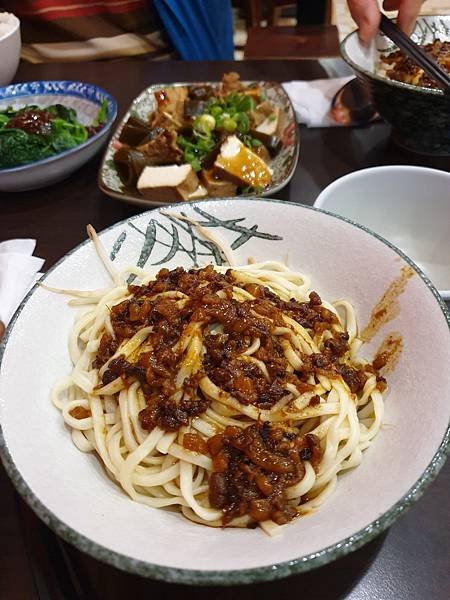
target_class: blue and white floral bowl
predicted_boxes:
[0,80,117,192]
[341,16,450,156]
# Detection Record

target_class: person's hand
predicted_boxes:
[347,0,425,44]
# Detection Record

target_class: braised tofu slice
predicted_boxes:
[213,135,271,188]
[188,184,208,200]
[200,169,237,197]
[137,164,199,202]
[255,106,281,136]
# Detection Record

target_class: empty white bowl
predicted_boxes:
[314,166,450,300]
[0,13,21,87]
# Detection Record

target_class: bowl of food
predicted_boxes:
[1,198,449,584]
[99,72,299,207]
[0,12,21,87]
[314,165,450,300]
[0,80,117,192]
[341,15,450,155]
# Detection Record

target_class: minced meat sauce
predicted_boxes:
[207,423,321,525]
[92,265,381,525]
[381,40,450,89]
[5,109,54,136]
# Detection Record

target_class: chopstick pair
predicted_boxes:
[379,14,450,92]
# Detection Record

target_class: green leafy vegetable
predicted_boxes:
[178,133,216,171]
[204,92,257,126]
[173,87,273,174]
[239,133,263,150]
[235,112,250,133]
[236,95,255,113]
[50,118,88,152]
[240,184,264,195]
[0,129,53,168]
[93,99,108,126]
[46,104,78,123]
[0,102,107,169]
[0,105,18,118]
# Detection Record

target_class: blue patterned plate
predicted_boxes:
[0,80,117,192]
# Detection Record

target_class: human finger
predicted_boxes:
[348,0,382,44]
[384,0,424,36]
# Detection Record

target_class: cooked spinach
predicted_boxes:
[0,129,52,167]
[93,99,108,126]
[0,100,108,168]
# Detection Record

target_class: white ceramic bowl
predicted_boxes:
[0,13,21,87]
[0,81,117,192]
[315,166,450,301]
[1,199,449,585]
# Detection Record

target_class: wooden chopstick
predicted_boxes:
[379,14,450,92]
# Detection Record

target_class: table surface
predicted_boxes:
[1,59,449,600]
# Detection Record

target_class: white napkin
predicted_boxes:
[0,239,44,326]
[282,76,354,127]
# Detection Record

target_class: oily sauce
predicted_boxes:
[361,266,414,343]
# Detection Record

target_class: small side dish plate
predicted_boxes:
[98,81,299,207]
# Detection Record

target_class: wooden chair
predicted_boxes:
[244,0,339,60]
[268,1,296,26]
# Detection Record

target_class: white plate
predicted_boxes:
[0,198,449,585]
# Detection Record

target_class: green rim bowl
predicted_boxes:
[0,199,449,585]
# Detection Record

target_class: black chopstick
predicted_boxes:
[379,14,450,92]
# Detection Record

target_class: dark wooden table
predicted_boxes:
[244,25,341,59]
[1,59,449,600]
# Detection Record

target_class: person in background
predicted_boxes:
[0,0,234,63]
[347,0,425,44]
[153,0,234,61]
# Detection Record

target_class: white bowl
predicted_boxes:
[0,13,21,87]
[1,198,449,584]
[0,80,117,191]
[314,166,450,301]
